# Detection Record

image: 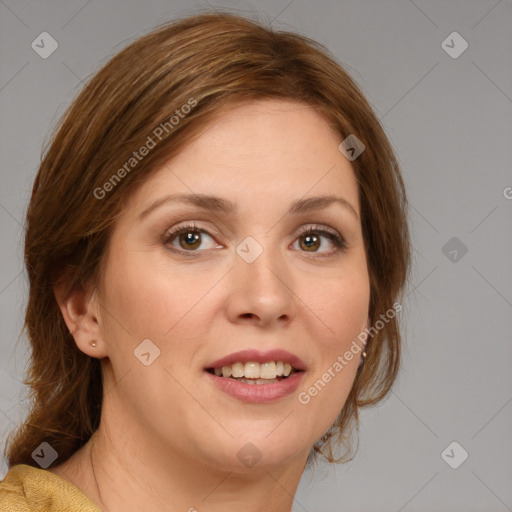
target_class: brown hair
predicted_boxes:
[5,11,411,469]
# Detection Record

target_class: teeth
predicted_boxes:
[244,362,259,379]
[234,377,280,385]
[232,362,244,378]
[260,362,276,379]
[212,361,297,380]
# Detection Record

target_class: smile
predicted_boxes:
[204,349,306,403]
[206,360,297,383]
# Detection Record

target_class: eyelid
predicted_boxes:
[162,222,222,256]
[292,224,347,256]
[295,223,340,238]
[162,221,346,257]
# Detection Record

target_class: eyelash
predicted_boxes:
[162,222,347,259]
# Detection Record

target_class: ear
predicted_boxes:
[53,279,108,359]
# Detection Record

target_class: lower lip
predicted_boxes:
[205,371,305,403]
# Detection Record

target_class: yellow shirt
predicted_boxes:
[0,464,101,511]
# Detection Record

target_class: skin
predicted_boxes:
[51,99,371,512]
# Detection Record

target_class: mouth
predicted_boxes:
[204,349,306,402]
[205,361,302,385]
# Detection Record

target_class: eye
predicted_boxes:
[163,222,346,257]
[292,225,346,256]
[163,222,220,254]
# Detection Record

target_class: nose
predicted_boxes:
[225,244,297,328]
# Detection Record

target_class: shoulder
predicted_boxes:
[0,464,100,512]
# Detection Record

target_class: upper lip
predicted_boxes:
[206,349,307,371]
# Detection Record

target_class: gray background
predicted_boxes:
[1,1,511,511]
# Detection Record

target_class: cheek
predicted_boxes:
[309,265,370,348]
[100,246,202,339]
[298,263,369,410]
[298,283,367,427]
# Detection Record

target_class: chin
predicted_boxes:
[204,433,307,472]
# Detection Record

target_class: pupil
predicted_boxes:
[181,231,200,248]
[302,234,319,251]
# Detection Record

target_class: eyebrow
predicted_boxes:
[138,193,359,221]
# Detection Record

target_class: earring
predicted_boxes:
[358,350,367,369]
[90,340,97,348]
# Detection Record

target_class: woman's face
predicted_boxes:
[92,99,370,471]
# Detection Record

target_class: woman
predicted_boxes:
[0,11,411,511]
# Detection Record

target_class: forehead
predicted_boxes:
[125,99,360,218]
